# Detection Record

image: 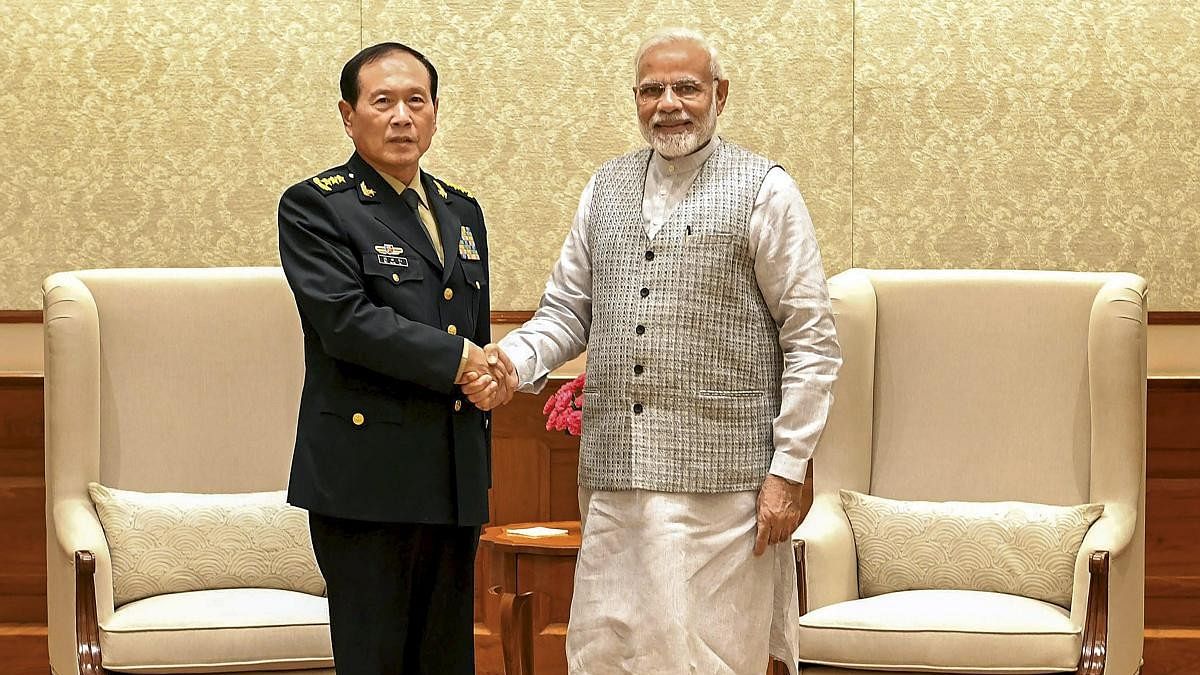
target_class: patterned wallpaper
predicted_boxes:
[854,0,1200,308]
[1,1,1196,309]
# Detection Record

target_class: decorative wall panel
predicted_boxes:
[361,0,853,308]
[1,1,1197,310]
[0,1,357,308]
[854,1,1200,308]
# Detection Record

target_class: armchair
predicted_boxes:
[44,268,334,675]
[789,269,1146,675]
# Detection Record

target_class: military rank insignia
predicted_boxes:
[312,174,347,192]
[458,226,480,260]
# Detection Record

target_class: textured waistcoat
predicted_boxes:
[580,141,783,492]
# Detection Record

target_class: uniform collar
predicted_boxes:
[376,168,430,209]
[649,135,720,176]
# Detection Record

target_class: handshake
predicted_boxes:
[455,342,519,411]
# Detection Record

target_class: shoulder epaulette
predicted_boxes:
[308,168,355,195]
[436,178,477,203]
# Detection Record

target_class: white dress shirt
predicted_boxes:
[500,137,841,482]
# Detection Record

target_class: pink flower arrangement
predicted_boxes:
[543,373,585,437]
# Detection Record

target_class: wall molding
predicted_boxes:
[491,311,535,324]
[1148,312,1200,325]
[3,309,1198,325]
[0,311,42,324]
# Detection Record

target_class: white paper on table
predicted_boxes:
[506,526,569,537]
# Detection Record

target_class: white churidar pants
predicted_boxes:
[566,488,799,675]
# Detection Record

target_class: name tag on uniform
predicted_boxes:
[377,254,409,267]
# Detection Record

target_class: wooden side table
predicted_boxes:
[480,521,581,675]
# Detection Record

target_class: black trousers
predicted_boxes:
[308,512,481,675]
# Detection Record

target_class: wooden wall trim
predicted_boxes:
[0,311,42,324]
[490,311,535,324]
[1149,311,1200,325]
[1,309,1197,325]
[1149,378,1200,392]
[0,309,539,325]
[0,373,44,385]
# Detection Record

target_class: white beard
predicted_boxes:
[640,95,718,159]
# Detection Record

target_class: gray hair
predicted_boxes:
[634,28,724,83]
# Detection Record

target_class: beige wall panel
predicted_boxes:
[0,1,359,309]
[853,1,1200,310]
[0,324,44,373]
[1148,325,1200,377]
[362,0,853,308]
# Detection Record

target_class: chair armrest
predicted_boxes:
[53,498,109,561]
[75,551,105,675]
[1069,507,1133,623]
[792,495,858,612]
[1070,504,1145,675]
[51,497,115,622]
[1079,506,1136,560]
[1076,551,1110,675]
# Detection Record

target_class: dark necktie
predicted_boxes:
[400,187,422,213]
[400,187,443,264]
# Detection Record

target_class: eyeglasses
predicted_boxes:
[634,78,717,104]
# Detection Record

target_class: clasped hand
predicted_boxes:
[456,342,518,411]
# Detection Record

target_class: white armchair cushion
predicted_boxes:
[797,589,1081,673]
[88,483,325,606]
[100,588,332,673]
[840,490,1102,607]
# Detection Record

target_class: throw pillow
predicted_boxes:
[88,482,325,606]
[840,489,1103,607]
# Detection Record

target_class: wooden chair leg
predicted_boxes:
[491,585,534,675]
[75,550,105,675]
[1076,551,1110,675]
[794,539,807,616]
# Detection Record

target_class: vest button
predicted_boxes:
[444,288,454,301]
[633,364,644,375]
[633,403,644,414]
[644,250,655,261]
[635,324,645,335]
[640,287,649,298]
[351,412,365,426]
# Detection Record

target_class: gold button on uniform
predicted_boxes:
[447,324,457,335]
[391,273,400,283]
[443,288,454,301]
[454,400,463,412]
[351,412,365,426]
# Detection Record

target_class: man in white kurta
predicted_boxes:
[493,29,840,675]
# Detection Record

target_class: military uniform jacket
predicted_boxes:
[278,152,491,526]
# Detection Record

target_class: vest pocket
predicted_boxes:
[696,389,765,399]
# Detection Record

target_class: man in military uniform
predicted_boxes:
[277,42,515,674]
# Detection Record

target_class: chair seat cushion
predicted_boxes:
[99,588,332,673]
[797,590,1080,674]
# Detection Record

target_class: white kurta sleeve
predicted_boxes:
[750,168,842,483]
[498,178,596,393]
